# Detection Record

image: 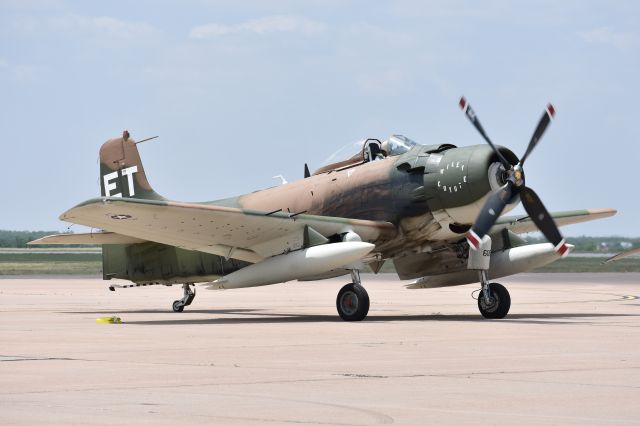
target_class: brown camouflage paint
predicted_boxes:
[99,131,164,200]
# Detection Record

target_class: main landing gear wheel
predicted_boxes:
[478,282,511,319]
[172,283,196,313]
[336,283,370,321]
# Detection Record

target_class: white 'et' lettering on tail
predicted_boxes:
[103,171,120,197]
[121,166,138,196]
[103,166,138,197]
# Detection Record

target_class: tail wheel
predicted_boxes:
[478,283,511,319]
[336,283,370,321]
[172,300,185,313]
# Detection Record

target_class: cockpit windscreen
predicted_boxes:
[320,135,418,167]
[384,135,418,156]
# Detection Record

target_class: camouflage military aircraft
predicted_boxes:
[31,98,616,321]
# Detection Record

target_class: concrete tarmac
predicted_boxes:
[1,273,639,425]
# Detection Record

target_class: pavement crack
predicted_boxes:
[0,355,76,362]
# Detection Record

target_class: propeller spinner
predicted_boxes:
[459,97,569,257]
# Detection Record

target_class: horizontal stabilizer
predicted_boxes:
[28,232,147,245]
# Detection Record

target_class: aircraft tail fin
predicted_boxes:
[99,131,164,200]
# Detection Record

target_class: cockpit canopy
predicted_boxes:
[383,134,419,156]
[314,135,418,175]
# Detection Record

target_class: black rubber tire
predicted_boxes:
[478,283,511,319]
[172,300,185,313]
[336,283,370,321]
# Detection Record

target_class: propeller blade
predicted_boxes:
[520,186,570,257]
[520,104,555,166]
[459,97,512,169]
[467,182,514,249]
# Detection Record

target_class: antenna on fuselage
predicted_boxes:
[272,175,288,185]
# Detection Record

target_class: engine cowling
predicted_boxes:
[423,144,519,225]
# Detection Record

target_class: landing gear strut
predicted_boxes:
[336,270,370,321]
[477,270,510,319]
[172,283,196,313]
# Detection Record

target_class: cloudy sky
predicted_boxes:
[1,0,638,236]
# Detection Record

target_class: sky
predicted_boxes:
[1,0,638,236]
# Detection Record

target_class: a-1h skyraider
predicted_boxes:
[31,99,616,320]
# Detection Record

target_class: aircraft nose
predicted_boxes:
[422,144,518,224]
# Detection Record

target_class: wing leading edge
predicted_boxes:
[29,232,147,245]
[604,247,640,263]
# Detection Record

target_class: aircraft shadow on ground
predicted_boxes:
[63,310,639,325]
[64,308,262,315]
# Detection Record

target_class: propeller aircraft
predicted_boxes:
[30,99,616,320]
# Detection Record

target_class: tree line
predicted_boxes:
[525,235,640,253]
[0,230,66,248]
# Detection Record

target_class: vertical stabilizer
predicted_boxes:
[99,130,164,200]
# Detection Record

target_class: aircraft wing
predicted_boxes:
[29,231,146,245]
[57,197,397,263]
[604,247,640,263]
[491,208,617,235]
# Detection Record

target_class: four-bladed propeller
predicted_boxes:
[459,97,569,257]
